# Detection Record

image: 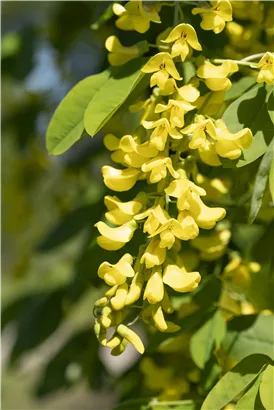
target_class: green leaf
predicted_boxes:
[259,364,274,410]
[222,84,273,167]
[201,354,270,410]
[249,138,274,224]
[267,89,274,124]
[225,76,257,101]
[190,310,226,369]
[269,158,274,202]
[84,59,145,137]
[235,372,264,410]
[46,71,110,155]
[90,4,114,30]
[222,314,274,361]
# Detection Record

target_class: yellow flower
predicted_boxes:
[163,264,201,292]
[95,219,137,250]
[142,52,182,89]
[149,216,197,249]
[165,177,226,229]
[192,227,231,260]
[125,271,143,305]
[222,257,260,293]
[141,238,166,268]
[155,97,196,129]
[195,173,230,201]
[214,119,252,160]
[253,52,274,86]
[142,118,183,151]
[192,1,233,34]
[140,357,173,390]
[197,60,238,91]
[117,324,145,354]
[110,283,129,310]
[151,305,180,332]
[105,36,148,66]
[163,23,202,62]
[104,133,158,169]
[182,115,221,166]
[102,166,140,192]
[142,156,179,184]
[130,96,160,122]
[144,268,164,304]
[98,253,135,286]
[104,195,144,225]
[135,203,169,235]
[113,1,161,34]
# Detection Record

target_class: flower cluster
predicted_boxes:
[93,0,270,355]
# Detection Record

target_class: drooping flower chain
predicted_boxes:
[93,0,272,355]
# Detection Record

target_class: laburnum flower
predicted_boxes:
[104,195,144,225]
[102,166,140,192]
[163,255,201,292]
[135,203,169,235]
[142,156,179,184]
[113,1,161,34]
[98,254,135,286]
[130,96,160,122]
[117,324,145,354]
[105,36,149,66]
[95,219,137,250]
[197,60,239,91]
[163,23,202,62]
[192,227,231,261]
[141,238,166,268]
[214,119,252,160]
[252,52,274,86]
[149,213,199,249]
[125,271,143,305]
[142,52,181,89]
[142,118,183,151]
[192,1,233,34]
[151,304,180,332]
[111,283,129,310]
[195,173,230,201]
[222,257,260,293]
[155,100,195,129]
[144,268,164,304]
[165,177,226,229]
[182,115,221,166]
[104,133,158,168]
[140,358,174,390]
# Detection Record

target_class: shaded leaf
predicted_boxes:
[225,76,257,101]
[222,84,273,167]
[222,314,274,361]
[201,354,270,410]
[235,372,264,409]
[269,158,274,202]
[46,71,110,155]
[259,364,274,410]
[84,58,145,137]
[249,138,274,224]
[267,89,274,124]
[190,310,226,369]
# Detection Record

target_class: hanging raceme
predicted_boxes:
[92,0,273,355]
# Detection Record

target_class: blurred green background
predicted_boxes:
[1,2,142,409]
[2,2,274,410]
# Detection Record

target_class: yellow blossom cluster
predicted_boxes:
[92,0,270,355]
